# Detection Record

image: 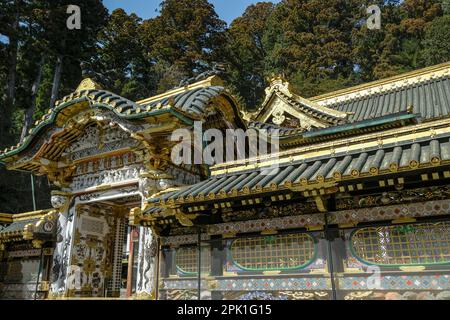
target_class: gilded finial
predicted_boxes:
[407,105,414,113]
[76,78,103,92]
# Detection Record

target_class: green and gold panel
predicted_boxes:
[225,232,324,274]
[350,222,450,267]
[336,221,450,300]
[159,231,332,300]
[229,233,316,272]
[175,245,211,276]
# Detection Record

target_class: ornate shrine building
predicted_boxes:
[1,62,450,300]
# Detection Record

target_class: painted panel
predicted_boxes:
[350,222,450,266]
[230,234,316,271]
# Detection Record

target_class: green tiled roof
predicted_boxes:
[249,112,419,138]
[147,133,450,208]
[331,76,450,122]
[140,86,227,117]
[0,218,39,235]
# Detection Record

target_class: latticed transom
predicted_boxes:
[231,234,315,271]
[175,246,211,275]
[351,222,450,266]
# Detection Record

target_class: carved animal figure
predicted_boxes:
[177,63,226,88]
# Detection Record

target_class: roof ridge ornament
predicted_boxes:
[136,75,224,106]
[253,74,348,129]
[137,63,227,105]
[76,78,103,92]
[178,62,227,88]
[268,74,290,88]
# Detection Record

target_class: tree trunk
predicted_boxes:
[21,56,45,142]
[49,55,63,108]
[1,3,20,143]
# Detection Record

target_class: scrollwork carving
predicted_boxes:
[335,186,450,210]
[272,109,286,125]
[70,164,145,191]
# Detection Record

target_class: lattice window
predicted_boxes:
[351,222,450,266]
[231,233,316,271]
[175,246,211,275]
[108,217,126,296]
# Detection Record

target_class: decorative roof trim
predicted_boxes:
[302,112,418,139]
[0,213,13,223]
[136,75,224,105]
[0,90,223,163]
[210,116,450,175]
[0,209,54,241]
[1,74,245,165]
[249,111,418,140]
[12,209,53,221]
[148,135,450,207]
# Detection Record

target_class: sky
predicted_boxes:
[103,0,280,25]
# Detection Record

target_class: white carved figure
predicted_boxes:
[51,194,68,209]
[64,126,99,154]
[157,177,173,191]
[272,109,286,125]
[136,228,157,297]
[69,164,145,191]
[62,125,136,162]
[99,159,105,170]
[105,172,112,184]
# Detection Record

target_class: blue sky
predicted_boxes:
[103,0,280,24]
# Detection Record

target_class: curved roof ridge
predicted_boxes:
[275,89,347,124]
[0,81,243,164]
[136,75,225,105]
